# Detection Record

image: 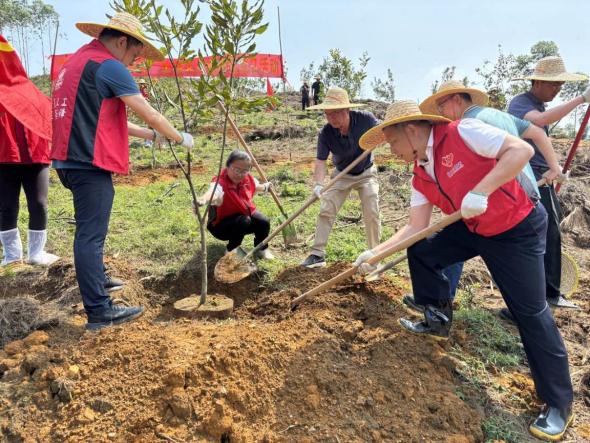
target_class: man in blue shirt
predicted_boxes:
[302,86,381,268]
[509,56,590,310]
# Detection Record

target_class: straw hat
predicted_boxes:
[419,80,489,116]
[76,12,164,60]
[306,86,363,110]
[314,75,321,80]
[359,100,450,150]
[512,56,587,82]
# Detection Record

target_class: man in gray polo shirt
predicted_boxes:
[302,86,381,268]
[509,56,589,308]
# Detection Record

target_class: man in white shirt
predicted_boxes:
[354,100,574,442]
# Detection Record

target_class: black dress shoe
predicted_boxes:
[402,294,425,313]
[399,302,452,341]
[529,405,574,441]
[104,273,125,293]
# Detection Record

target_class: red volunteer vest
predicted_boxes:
[0,103,49,164]
[51,40,129,174]
[209,169,257,226]
[412,122,533,237]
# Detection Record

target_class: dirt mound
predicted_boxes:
[559,180,590,247]
[0,263,483,442]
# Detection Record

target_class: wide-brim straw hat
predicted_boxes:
[512,56,587,82]
[359,100,450,150]
[76,12,164,60]
[306,86,364,110]
[420,80,489,116]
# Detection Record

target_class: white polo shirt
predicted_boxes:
[410,118,508,207]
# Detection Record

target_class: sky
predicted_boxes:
[16,0,590,102]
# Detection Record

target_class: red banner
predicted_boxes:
[51,52,284,81]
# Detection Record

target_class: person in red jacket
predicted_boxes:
[51,12,194,331]
[354,100,573,441]
[200,150,274,259]
[0,35,58,268]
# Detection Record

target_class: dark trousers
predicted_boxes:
[539,185,562,299]
[313,95,319,105]
[407,205,573,408]
[443,261,463,299]
[302,96,310,111]
[0,163,49,231]
[57,169,113,319]
[208,211,270,251]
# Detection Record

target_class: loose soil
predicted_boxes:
[1,262,484,443]
[2,125,590,441]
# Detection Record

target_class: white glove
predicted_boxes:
[461,191,488,219]
[313,184,324,198]
[582,84,590,103]
[178,132,194,149]
[261,182,272,193]
[353,249,377,275]
[555,170,569,184]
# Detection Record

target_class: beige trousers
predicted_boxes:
[311,166,380,257]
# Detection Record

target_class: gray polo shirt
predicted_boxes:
[508,91,548,179]
[316,110,379,175]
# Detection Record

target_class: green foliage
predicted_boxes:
[482,415,526,443]
[430,66,470,94]
[455,307,523,369]
[475,41,561,110]
[371,68,395,102]
[1,0,59,74]
[302,49,370,99]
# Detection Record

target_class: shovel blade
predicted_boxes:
[279,213,298,246]
[214,250,257,284]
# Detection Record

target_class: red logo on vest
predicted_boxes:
[442,153,453,167]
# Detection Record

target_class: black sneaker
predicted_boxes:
[399,302,453,341]
[104,274,125,293]
[302,254,326,269]
[402,294,425,313]
[499,307,515,323]
[86,305,144,331]
[529,405,574,441]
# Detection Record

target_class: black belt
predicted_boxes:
[341,163,373,176]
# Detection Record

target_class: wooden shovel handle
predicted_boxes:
[243,146,375,259]
[290,211,462,309]
[217,101,287,217]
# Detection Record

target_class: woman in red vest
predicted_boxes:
[202,150,274,259]
[0,35,58,268]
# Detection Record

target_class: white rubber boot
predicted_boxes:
[0,228,23,265]
[27,229,59,266]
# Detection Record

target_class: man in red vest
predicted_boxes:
[51,12,194,331]
[354,100,574,441]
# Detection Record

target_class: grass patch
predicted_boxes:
[482,414,527,443]
[455,308,524,370]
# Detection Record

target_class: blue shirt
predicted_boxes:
[464,105,539,198]
[53,59,140,170]
[317,110,379,175]
[508,92,548,179]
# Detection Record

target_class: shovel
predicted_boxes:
[556,105,590,193]
[214,147,375,284]
[365,178,553,283]
[217,101,297,246]
[290,211,462,310]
